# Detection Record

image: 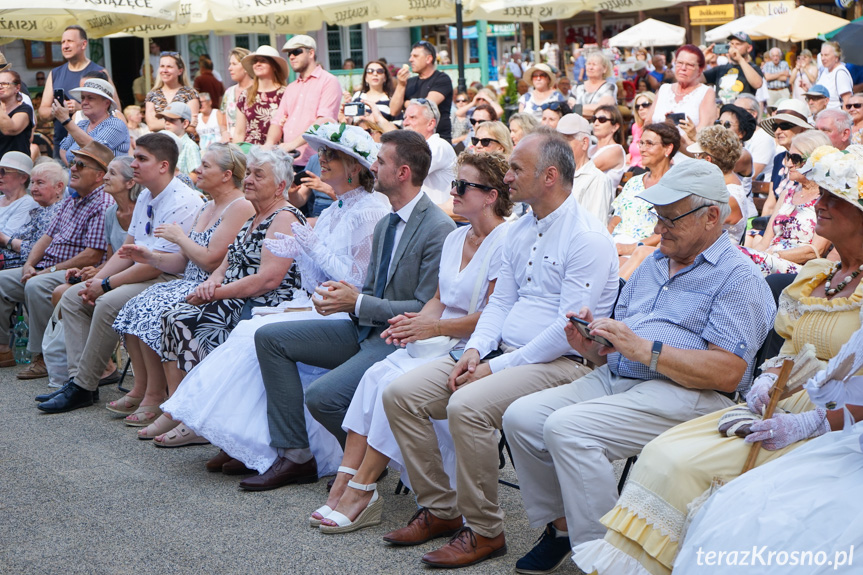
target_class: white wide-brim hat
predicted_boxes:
[242,45,289,80]
[69,78,117,112]
[303,123,380,169]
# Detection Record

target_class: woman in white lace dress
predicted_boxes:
[161,124,389,477]
[311,152,512,534]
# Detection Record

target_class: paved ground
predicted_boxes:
[0,365,596,575]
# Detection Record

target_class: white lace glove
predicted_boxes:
[291,221,319,252]
[264,232,301,259]
[744,408,830,450]
[745,372,778,415]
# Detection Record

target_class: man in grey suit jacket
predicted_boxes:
[240,130,456,491]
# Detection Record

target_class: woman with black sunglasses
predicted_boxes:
[472,121,513,157]
[740,130,832,275]
[589,104,627,188]
[628,92,655,168]
[847,93,863,145]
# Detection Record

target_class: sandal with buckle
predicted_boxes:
[310,466,357,528]
[153,424,210,448]
[106,394,143,415]
[319,479,383,534]
[137,414,180,440]
[124,405,162,427]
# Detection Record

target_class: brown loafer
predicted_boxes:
[0,349,16,368]
[17,354,47,379]
[421,527,507,568]
[222,457,256,476]
[382,507,464,546]
[206,450,234,472]
[239,456,317,491]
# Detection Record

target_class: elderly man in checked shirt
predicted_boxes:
[501,160,775,575]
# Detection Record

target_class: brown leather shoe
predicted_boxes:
[238,456,317,491]
[421,527,507,568]
[17,354,47,379]
[382,507,464,546]
[205,450,233,472]
[222,457,255,475]
[0,349,15,368]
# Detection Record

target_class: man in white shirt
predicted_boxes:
[402,99,457,215]
[815,109,853,150]
[39,132,203,413]
[381,129,619,568]
[557,113,613,224]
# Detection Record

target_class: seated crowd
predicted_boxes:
[3,29,863,575]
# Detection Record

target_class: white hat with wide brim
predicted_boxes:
[303,123,380,169]
[242,45,289,80]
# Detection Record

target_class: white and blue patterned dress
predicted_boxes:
[112,202,225,352]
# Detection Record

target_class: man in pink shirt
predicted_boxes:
[265,35,342,167]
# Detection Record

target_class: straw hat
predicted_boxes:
[242,45,289,79]
[524,63,554,82]
[303,123,379,169]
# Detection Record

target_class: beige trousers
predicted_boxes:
[382,352,591,539]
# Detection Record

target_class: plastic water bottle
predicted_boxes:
[13,316,30,365]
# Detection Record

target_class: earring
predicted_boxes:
[348,175,353,184]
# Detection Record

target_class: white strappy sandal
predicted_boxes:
[319,479,383,534]
[309,466,357,528]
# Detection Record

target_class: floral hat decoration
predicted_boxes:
[303,123,380,169]
[799,144,863,212]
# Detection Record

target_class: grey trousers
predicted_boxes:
[501,365,734,547]
[0,268,66,353]
[60,276,169,391]
[255,318,396,450]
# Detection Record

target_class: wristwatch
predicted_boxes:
[101,276,113,293]
[649,340,663,372]
[50,265,57,273]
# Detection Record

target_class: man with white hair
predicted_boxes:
[733,94,775,182]
[401,99,457,215]
[762,47,791,107]
[556,113,613,224]
[815,109,853,150]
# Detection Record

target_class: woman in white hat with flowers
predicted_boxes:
[573,144,863,575]
[160,124,389,471]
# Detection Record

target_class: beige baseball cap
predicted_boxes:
[283,35,317,52]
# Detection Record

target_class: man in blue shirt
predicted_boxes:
[502,160,775,574]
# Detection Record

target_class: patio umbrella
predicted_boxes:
[705,14,769,43]
[0,8,173,41]
[823,17,863,66]
[608,18,685,48]
[749,6,848,42]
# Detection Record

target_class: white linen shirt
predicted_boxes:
[466,193,619,373]
[571,160,614,224]
[422,133,457,205]
[127,177,204,252]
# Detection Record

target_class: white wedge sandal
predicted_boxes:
[309,466,357,528]
[318,479,383,534]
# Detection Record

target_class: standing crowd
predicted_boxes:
[1,24,863,575]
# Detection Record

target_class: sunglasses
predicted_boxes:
[70,160,100,172]
[774,121,798,131]
[451,179,498,196]
[318,146,338,162]
[0,82,18,89]
[845,102,863,110]
[805,95,827,102]
[366,67,386,75]
[714,120,734,129]
[541,101,563,111]
[455,98,469,104]
[285,48,306,57]
[591,116,614,124]
[0,167,24,177]
[787,152,806,167]
[145,204,155,235]
[532,73,548,80]
[160,51,180,57]
[649,205,707,229]
[634,102,651,110]
[471,137,501,147]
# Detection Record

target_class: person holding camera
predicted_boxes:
[702,32,764,105]
[342,61,395,125]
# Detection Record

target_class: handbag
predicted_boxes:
[42,305,68,387]
[406,229,504,359]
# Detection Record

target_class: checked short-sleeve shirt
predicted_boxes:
[39,186,114,268]
[608,232,775,389]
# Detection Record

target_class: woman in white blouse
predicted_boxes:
[312,151,512,534]
[0,151,37,235]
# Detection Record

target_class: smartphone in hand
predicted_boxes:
[667,112,686,126]
[569,316,613,348]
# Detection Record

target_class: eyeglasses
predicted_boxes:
[804,95,827,102]
[366,67,386,75]
[451,179,497,196]
[845,102,863,110]
[591,116,615,124]
[70,160,100,172]
[455,98,468,104]
[285,48,306,57]
[634,102,651,110]
[0,82,17,89]
[786,152,806,167]
[471,137,501,147]
[637,139,659,148]
[541,101,564,112]
[714,120,734,129]
[145,204,155,235]
[774,121,798,131]
[649,205,707,228]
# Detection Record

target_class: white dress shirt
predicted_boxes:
[127,178,204,252]
[571,160,614,225]
[466,194,619,373]
[354,191,425,314]
[422,133,457,205]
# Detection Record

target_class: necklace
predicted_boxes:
[825,262,863,296]
[467,228,484,247]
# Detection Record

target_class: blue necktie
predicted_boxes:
[357,212,401,342]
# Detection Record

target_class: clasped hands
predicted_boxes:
[313,280,359,316]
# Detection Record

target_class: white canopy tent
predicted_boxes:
[608,18,686,48]
[705,15,769,43]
